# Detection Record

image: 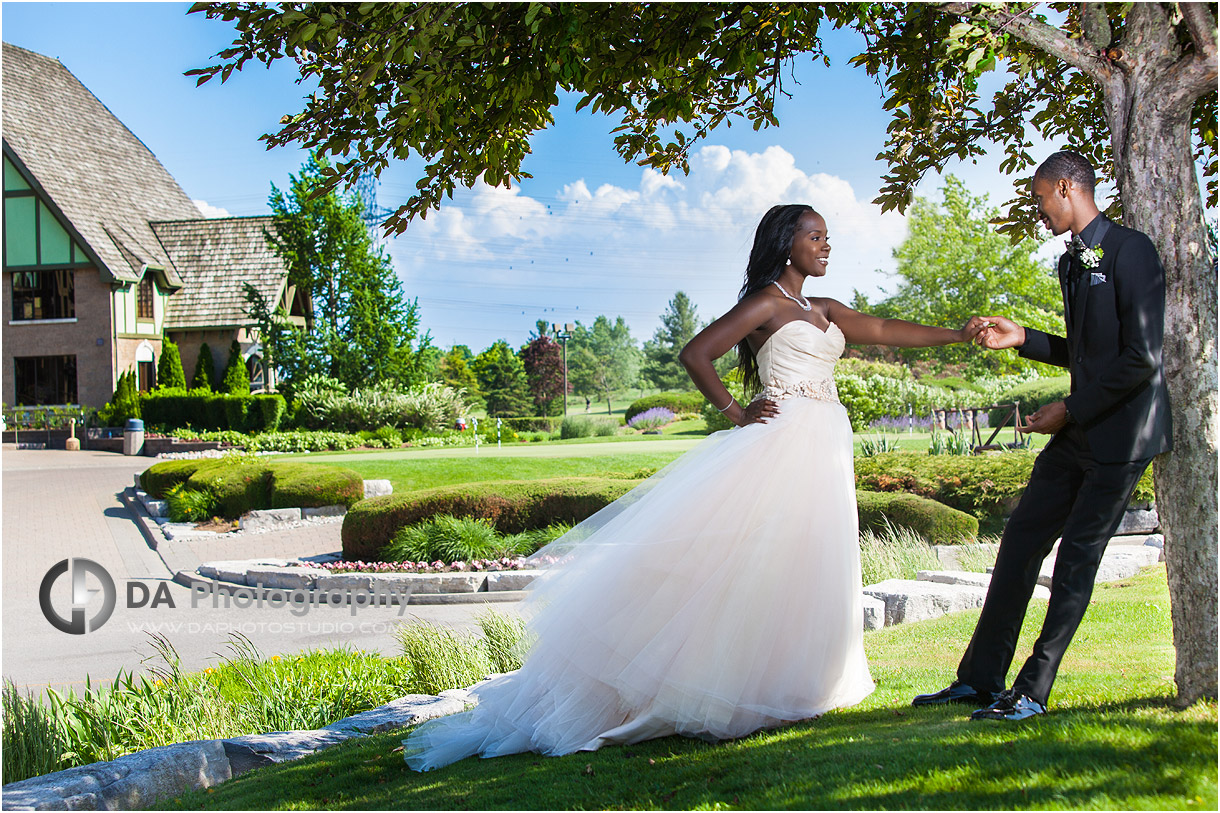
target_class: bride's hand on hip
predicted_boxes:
[739,398,779,425]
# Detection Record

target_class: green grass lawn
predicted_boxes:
[282,443,696,493]
[287,430,1050,496]
[158,567,1216,811]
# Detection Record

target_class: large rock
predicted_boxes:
[323,694,470,737]
[932,543,999,571]
[137,492,168,519]
[861,594,886,631]
[485,571,541,592]
[1,740,230,810]
[221,730,354,778]
[197,561,256,585]
[405,573,487,594]
[1114,508,1159,535]
[239,508,301,532]
[862,580,990,626]
[1036,545,1161,588]
[244,566,319,590]
[302,504,346,518]
[363,479,393,499]
[917,570,1050,600]
[315,572,376,593]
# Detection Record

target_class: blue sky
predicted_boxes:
[3,1,1069,351]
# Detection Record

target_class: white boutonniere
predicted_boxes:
[1065,235,1104,269]
[1080,246,1104,269]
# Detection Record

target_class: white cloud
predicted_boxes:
[193,199,231,218]
[388,145,911,348]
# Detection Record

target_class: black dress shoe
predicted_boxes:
[970,689,1047,721]
[912,680,998,707]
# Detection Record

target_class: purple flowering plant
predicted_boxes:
[627,407,675,431]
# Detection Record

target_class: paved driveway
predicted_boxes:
[2,447,507,699]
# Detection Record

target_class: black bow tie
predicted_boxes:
[1065,234,1087,258]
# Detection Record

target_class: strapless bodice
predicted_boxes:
[754,320,844,402]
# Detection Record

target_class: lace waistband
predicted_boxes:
[754,377,839,404]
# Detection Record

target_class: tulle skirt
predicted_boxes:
[402,396,874,771]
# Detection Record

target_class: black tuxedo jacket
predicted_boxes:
[1018,217,1173,463]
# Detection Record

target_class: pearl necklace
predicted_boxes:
[772,280,812,311]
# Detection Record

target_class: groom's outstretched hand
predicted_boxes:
[971,315,1026,350]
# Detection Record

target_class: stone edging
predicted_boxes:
[174,561,538,606]
[0,687,486,810]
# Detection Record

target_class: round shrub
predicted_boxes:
[268,463,364,509]
[342,477,638,562]
[625,392,706,421]
[186,459,274,518]
[142,458,365,518]
[141,459,211,497]
[855,449,1155,533]
[856,490,978,544]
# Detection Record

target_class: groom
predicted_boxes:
[912,150,1172,721]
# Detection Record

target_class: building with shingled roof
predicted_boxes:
[2,42,306,408]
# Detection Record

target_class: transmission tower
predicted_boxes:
[353,168,394,244]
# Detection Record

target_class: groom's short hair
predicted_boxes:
[1035,151,1096,194]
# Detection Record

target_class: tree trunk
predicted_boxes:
[1109,78,1218,704]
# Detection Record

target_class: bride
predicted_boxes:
[403,204,986,771]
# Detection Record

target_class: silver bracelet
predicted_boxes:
[715,395,736,413]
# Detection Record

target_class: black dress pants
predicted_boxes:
[956,423,1151,706]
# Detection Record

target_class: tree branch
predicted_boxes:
[1181,2,1218,60]
[938,2,1108,82]
[1080,2,1112,51]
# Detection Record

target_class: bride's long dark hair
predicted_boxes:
[736,204,816,397]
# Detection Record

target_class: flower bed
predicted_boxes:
[314,557,529,574]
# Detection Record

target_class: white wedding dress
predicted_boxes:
[403,320,874,770]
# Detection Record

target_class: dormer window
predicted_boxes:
[137,276,155,320]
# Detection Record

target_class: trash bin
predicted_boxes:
[123,418,145,456]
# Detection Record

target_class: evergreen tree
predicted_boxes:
[472,340,532,418]
[642,291,702,391]
[221,339,251,394]
[258,153,432,392]
[100,370,141,425]
[191,342,216,391]
[156,337,186,389]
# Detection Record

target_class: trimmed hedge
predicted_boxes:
[340,475,981,561]
[854,450,1156,533]
[342,477,638,561]
[268,463,363,509]
[625,392,706,422]
[139,389,287,432]
[857,491,978,544]
[141,458,364,518]
[140,459,209,497]
[187,461,273,518]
